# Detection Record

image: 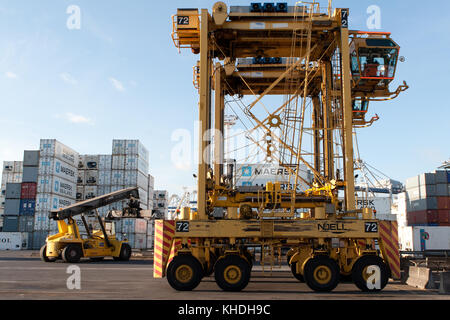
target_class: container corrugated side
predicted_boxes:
[38,157,78,183]
[37,175,77,199]
[40,139,79,168]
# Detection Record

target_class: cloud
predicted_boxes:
[109,77,125,92]
[5,71,18,79]
[60,72,78,85]
[55,113,94,125]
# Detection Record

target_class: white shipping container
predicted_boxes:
[76,186,84,201]
[146,235,153,249]
[38,157,77,183]
[85,155,99,170]
[125,155,148,175]
[399,226,450,251]
[84,186,98,199]
[356,197,392,215]
[111,170,125,185]
[3,161,15,172]
[85,170,99,185]
[127,233,147,249]
[99,155,112,170]
[36,193,76,212]
[34,212,50,231]
[40,139,79,168]
[97,186,111,196]
[37,175,77,199]
[112,140,126,155]
[125,140,149,162]
[124,170,148,190]
[13,161,23,173]
[120,218,147,234]
[0,232,29,250]
[112,156,125,170]
[77,155,86,169]
[77,170,85,185]
[98,170,112,185]
[148,174,155,190]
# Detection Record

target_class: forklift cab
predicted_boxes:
[350,33,400,92]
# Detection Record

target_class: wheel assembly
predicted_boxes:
[39,245,56,263]
[167,254,204,291]
[304,256,340,292]
[214,255,251,292]
[62,244,83,263]
[290,262,305,282]
[352,255,389,292]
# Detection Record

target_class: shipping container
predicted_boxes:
[4,199,20,215]
[98,170,111,186]
[33,212,50,231]
[23,151,40,167]
[356,197,391,215]
[438,210,450,223]
[125,140,149,162]
[22,166,39,183]
[437,197,450,210]
[35,193,76,212]
[112,140,126,155]
[419,173,436,186]
[125,155,148,175]
[112,155,126,170]
[0,232,29,250]
[13,161,23,173]
[76,186,84,201]
[111,170,125,185]
[97,185,111,197]
[38,157,77,183]
[40,139,79,168]
[98,155,112,170]
[2,216,19,232]
[77,170,85,185]
[128,233,147,250]
[3,161,15,173]
[407,211,427,226]
[399,226,450,251]
[406,185,436,201]
[407,197,438,212]
[18,216,34,232]
[435,170,448,184]
[116,218,147,234]
[436,184,449,197]
[85,170,98,185]
[31,231,48,250]
[124,170,148,191]
[84,186,97,200]
[85,155,99,170]
[77,155,86,169]
[19,200,36,216]
[37,175,77,199]
[21,182,37,199]
[5,183,22,199]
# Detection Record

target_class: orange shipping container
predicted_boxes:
[437,196,450,210]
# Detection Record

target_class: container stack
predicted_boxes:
[35,140,78,242]
[1,161,23,217]
[153,190,169,219]
[147,174,155,212]
[19,151,40,235]
[115,218,148,249]
[405,171,450,227]
[111,140,150,211]
[2,183,21,232]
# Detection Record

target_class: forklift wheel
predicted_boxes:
[62,245,83,263]
[40,245,56,263]
[113,243,132,261]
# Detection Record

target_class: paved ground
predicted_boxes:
[0,251,448,300]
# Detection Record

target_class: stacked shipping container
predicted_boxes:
[405,170,450,227]
[1,161,23,217]
[153,190,169,219]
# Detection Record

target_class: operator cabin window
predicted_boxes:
[359,46,398,78]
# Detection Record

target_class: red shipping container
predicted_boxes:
[412,211,428,224]
[21,182,37,200]
[438,209,450,223]
[427,210,440,224]
[437,197,450,210]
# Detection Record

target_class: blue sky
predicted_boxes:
[0,0,449,197]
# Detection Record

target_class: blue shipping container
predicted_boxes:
[3,216,19,232]
[447,171,450,183]
[19,200,36,216]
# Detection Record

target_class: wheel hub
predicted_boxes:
[176,265,194,283]
[224,265,242,284]
[313,266,332,284]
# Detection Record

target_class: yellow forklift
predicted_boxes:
[40,187,140,263]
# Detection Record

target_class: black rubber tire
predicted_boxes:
[89,257,105,262]
[352,255,389,292]
[214,255,251,292]
[243,250,253,269]
[167,255,204,291]
[40,245,56,263]
[62,245,83,263]
[290,262,305,282]
[304,256,340,292]
[114,243,132,261]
